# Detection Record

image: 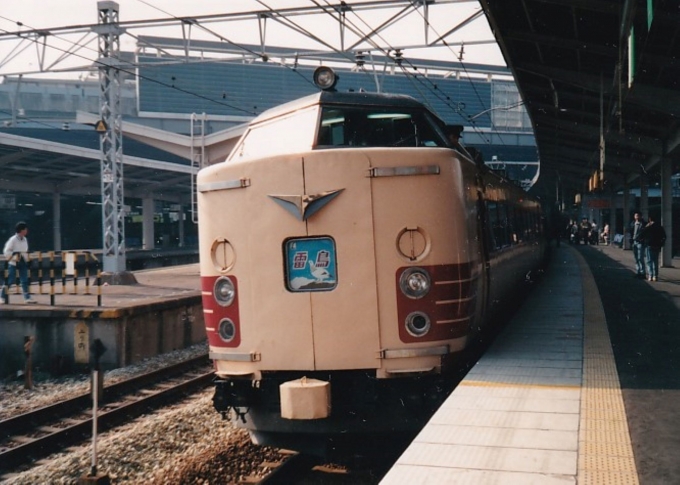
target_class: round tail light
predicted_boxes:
[218,318,236,343]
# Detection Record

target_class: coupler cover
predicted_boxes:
[280,377,331,420]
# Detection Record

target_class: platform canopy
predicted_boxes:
[480,0,680,201]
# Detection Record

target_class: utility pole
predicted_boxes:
[96,1,126,275]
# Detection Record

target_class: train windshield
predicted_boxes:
[316,106,448,148]
[229,107,318,161]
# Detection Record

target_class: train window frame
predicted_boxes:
[228,106,318,161]
[487,201,501,251]
[314,106,448,149]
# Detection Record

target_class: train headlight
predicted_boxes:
[313,66,338,91]
[399,267,431,299]
[214,276,236,307]
[405,312,431,337]
[218,318,236,343]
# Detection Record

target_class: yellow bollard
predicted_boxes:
[37,251,44,295]
[84,252,92,295]
[49,251,56,306]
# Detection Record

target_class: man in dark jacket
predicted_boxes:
[640,215,666,281]
[630,212,646,278]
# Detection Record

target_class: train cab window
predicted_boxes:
[229,107,318,161]
[315,107,447,148]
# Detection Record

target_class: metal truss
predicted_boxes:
[97,1,126,274]
[0,1,494,77]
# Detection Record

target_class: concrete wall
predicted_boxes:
[0,296,205,378]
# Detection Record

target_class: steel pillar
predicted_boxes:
[97,1,126,273]
[623,177,630,250]
[52,192,62,251]
[639,169,648,220]
[661,157,673,267]
[190,112,206,224]
[142,196,155,250]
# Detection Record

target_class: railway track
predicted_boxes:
[0,354,212,475]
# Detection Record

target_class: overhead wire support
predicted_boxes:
[190,112,206,224]
[96,1,126,274]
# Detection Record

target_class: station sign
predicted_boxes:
[586,198,611,209]
[74,322,89,364]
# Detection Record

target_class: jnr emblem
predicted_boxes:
[268,189,344,221]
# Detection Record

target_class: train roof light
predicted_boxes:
[313,66,338,91]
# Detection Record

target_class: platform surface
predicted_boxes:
[0,263,201,309]
[382,243,680,484]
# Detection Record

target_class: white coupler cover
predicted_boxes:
[280,377,331,420]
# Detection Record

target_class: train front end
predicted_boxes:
[197,71,482,452]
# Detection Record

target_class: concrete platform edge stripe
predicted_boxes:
[572,247,639,484]
[460,380,580,390]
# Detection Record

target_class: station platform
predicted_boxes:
[0,264,204,377]
[381,243,680,484]
[0,263,200,309]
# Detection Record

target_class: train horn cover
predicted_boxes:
[313,66,338,91]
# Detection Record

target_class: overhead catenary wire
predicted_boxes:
[1,2,518,148]
[134,0,318,91]
[408,4,515,147]
[313,0,505,147]
[314,0,498,145]
[0,16,259,117]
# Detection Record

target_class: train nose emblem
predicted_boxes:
[268,189,344,221]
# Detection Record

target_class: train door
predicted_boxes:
[300,151,381,370]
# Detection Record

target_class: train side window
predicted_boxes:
[521,211,529,241]
[499,202,511,248]
[515,206,526,243]
[487,201,501,251]
[510,207,517,244]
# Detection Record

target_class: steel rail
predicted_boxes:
[0,354,212,474]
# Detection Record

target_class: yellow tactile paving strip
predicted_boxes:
[575,249,639,485]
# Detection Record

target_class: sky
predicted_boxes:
[0,0,504,79]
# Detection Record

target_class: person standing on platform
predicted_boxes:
[601,223,610,245]
[630,212,647,279]
[639,215,666,282]
[1,221,37,304]
[590,219,599,245]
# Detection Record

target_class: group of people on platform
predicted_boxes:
[566,218,602,245]
[630,212,667,282]
[563,212,667,282]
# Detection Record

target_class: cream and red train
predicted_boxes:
[197,67,545,453]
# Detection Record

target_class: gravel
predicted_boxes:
[0,343,209,421]
[0,342,283,484]
[5,391,282,484]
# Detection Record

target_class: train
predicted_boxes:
[197,66,545,455]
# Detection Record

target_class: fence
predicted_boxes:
[1,251,102,306]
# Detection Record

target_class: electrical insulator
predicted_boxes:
[394,49,403,66]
